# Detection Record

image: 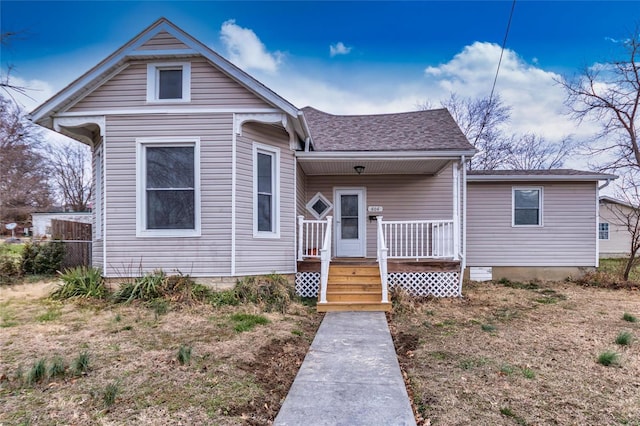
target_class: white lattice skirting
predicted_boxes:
[388,272,461,297]
[295,272,320,297]
[295,271,459,298]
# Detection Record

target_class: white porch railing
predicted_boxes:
[298,215,332,304]
[376,217,389,303]
[380,219,455,260]
[297,216,328,261]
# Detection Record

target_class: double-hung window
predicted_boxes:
[253,143,279,237]
[146,62,191,102]
[599,222,610,240]
[137,138,200,237]
[513,187,543,226]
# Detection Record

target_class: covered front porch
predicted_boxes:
[295,213,463,311]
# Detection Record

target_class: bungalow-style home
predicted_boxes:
[599,196,638,258]
[30,18,615,310]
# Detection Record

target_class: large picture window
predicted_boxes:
[253,143,279,238]
[513,187,542,226]
[137,138,200,237]
[146,62,191,103]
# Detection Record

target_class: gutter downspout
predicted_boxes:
[459,155,467,297]
[298,110,313,151]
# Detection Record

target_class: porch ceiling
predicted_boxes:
[297,158,452,175]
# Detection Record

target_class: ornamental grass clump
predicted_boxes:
[52,267,107,300]
[234,274,297,313]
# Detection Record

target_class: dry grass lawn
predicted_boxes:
[390,280,640,425]
[0,281,321,425]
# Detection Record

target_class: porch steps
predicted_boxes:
[317,264,392,312]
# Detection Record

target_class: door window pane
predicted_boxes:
[341,195,358,216]
[158,69,183,99]
[341,218,359,239]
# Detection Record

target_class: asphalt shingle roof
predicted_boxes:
[467,169,616,177]
[302,106,474,152]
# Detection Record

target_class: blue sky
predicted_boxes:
[2,1,640,143]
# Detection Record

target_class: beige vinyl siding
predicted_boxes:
[136,31,189,50]
[103,113,233,276]
[304,163,455,258]
[235,122,296,274]
[599,202,633,257]
[70,58,272,111]
[467,181,597,267]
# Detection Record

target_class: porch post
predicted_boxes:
[297,215,304,261]
[452,162,460,260]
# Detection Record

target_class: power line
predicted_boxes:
[474,0,517,146]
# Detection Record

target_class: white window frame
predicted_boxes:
[146,62,191,103]
[599,222,610,240]
[253,142,280,238]
[512,186,543,227]
[95,146,103,240]
[306,192,333,220]
[136,137,201,237]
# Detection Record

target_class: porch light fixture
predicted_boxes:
[354,165,365,175]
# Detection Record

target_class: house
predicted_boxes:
[30,18,614,310]
[31,212,92,239]
[599,196,638,258]
[466,170,616,281]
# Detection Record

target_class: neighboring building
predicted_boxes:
[599,196,637,258]
[31,212,92,239]
[30,18,616,308]
[466,170,615,281]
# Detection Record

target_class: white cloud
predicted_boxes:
[329,42,352,57]
[219,19,282,73]
[423,41,596,141]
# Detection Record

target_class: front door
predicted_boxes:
[335,188,366,257]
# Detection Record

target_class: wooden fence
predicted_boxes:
[51,219,92,269]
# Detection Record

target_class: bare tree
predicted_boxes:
[440,93,511,170]
[602,173,640,280]
[0,97,53,226]
[559,28,640,172]
[504,133,576,170]
[47,142,93,211]
[1,32,32,102]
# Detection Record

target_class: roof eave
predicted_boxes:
[296,149,476,160]
[467,174,618,182]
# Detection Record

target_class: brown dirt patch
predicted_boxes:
[0,286,321,425]
[389,281,640,425]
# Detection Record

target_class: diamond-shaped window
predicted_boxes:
[306,192,333,219]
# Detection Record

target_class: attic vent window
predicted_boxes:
[306,192,333,220]
[147,62,191,103]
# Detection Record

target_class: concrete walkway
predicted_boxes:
[274,311,416,426]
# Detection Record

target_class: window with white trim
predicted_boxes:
[253,143,279,237]
[136,138,200,237]
[306,192,333,219]
[146,62,191,102]
[513,187,542,226]
[599,222,610,240]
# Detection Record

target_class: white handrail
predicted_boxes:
[319,216,332,304]
[376,216,389,303]
[298,217,328,260]
[381,219,455,260]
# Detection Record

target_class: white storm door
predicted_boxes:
[335,188,366,257]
